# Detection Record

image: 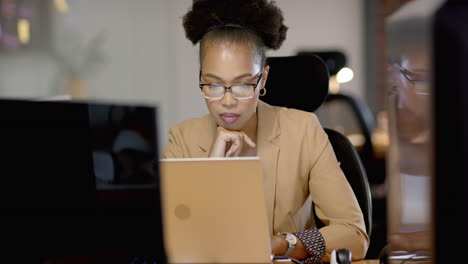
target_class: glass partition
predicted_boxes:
[384,0,443,262]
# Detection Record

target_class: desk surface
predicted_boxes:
[353,260,379,264]
[47,256,379,264]
[273,260,378,264]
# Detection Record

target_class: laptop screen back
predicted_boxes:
[160,157,271,264]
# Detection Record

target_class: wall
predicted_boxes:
[168,0,365,128]
[0,0,171,152]
[0,0,364,150]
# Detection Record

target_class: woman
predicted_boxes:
[162,0,369,263]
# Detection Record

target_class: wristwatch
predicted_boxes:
[277,232,298,258]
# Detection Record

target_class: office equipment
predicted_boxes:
[296,50,347,75]
[385,1,435,261]
[433,1,468,263]
[382,0,468,263]
[316,93,381,184]
[295,50,383,186]
[330,248,352,264]
[0,99,166,264]
[159,157,272,264]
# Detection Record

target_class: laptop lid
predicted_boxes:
[0,99,166,264]
[159,157,272,264]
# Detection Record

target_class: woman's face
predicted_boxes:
[397,55,430,118]
[387,52,431,142]
[200,41,268,131]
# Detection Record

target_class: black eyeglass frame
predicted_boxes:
[395,64,428,85]
[199,71,264,100]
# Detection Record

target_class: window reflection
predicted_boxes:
[385,8,436,261]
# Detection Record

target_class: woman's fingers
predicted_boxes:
[241,131,256,148]
[209,126,256,157]
[225,133,243,157]
[208,129,228,157]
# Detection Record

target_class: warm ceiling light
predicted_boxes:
[17,19,30,44]
[54,0,69,13]
[336,67,354,84]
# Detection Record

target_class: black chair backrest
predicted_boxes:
[264,55,329,113]
[322,93,382,185]
[264,55,372,237]
[321,128,372,237]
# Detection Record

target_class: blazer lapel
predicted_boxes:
[256,101,281,234]
[196,114,218,157]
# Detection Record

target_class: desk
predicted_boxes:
[272,260,378,264]
[353,260,379,264]
[48,256,379,264]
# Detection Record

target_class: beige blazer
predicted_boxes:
[162,101,369,260]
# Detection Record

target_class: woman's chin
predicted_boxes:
[218,120,243,131]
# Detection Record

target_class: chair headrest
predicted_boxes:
[297,50,346,75]
[263,55,329,113]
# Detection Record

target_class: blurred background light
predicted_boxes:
[337,67,354,83]
[54,0,69,13]
[17,19,30,44]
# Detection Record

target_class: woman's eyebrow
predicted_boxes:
[233,73,255,80]
[203,73,222,80]
[202,73,254,81]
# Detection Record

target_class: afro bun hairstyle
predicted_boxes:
[182,0,288,50]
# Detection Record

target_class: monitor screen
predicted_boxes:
[0,99,166,264]
[432,1,468,263]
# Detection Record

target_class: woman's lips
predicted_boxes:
[220,113,240,123]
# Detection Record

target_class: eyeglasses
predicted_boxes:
[396,64,427,84]
[395,64,430,95]
[199,71,263,100]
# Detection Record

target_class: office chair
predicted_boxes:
[296,50,383,186]
[317,92,388,259]
[263,55,372,238]
[317,93,385,185]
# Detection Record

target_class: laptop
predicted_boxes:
[159,157,272,264]
[0,98,166,264]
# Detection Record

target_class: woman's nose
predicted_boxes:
[220,90,237,107]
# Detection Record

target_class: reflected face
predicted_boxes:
[387,50,431,144]
[200,41,268,131]
[388,53,430,120]
[400,54,430,118]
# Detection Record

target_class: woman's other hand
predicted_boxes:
[271,234,288,256]
[209,126,256,157]
[270,234,309,260]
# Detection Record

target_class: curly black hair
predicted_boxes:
[182,0,288,50]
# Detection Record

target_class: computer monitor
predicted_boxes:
[432,1,468,263]
[0,99,166,264]
[384,0,442,262]
[385,0,467,263]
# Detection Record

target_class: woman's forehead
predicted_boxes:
[400,53,428,71]
[201,41,262,73]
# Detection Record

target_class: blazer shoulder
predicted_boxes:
[169,114,212,135]
[278,106,322,129]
